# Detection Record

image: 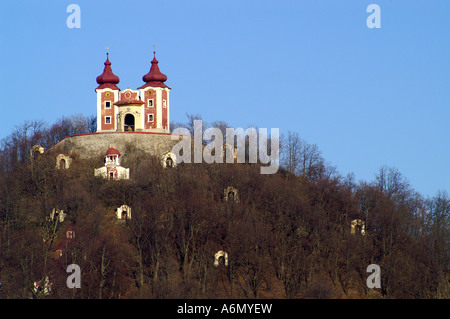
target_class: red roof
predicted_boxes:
[137,52,170,89]
[96,53,120,91]
[114,99,145,106]
[106,147,120,155]
[139,81,170,89]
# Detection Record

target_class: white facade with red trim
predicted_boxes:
[95,52,171,133]
[94,147,130,180]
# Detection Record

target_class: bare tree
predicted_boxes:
[280,131,324,179]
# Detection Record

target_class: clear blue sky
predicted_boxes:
[0,0,449,197]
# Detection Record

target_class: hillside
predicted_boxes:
[0,115,448,299]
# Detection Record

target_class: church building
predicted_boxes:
[95,52,170,133]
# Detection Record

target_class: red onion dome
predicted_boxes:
[138,52,170,89]
[96,53,120,90]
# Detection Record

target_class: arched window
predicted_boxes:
[116,205,131,220]
[162,153,176,168]
[166,156,173,168]
[56,154,71,169]
[214,251,229,267]
[224,187,239,202]
[351,219,366,235]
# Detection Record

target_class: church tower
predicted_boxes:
[138,52,171,133]
[95,53,121,132]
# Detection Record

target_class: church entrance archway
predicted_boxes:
[124,114,135,132]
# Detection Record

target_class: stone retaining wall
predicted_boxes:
[50,132,185,159]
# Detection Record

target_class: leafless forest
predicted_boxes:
[0,115,448,299]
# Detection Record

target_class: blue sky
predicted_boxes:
[0,0,449,197]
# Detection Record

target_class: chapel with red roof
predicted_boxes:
[96,52,170,133]
[94,146,130,180]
